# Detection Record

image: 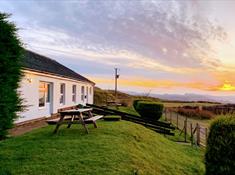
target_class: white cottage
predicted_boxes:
[17,50,95,123]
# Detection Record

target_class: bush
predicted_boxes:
[176,108,214,119]
[0,13,23,139]
[205,116,235,175]
[135,101,164,120]
[133,99,141,110]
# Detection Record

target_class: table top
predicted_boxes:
[60,108,92,113]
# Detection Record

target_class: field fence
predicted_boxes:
[164,110,208,147]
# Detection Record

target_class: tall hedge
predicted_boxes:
[0,13,23,139]
[135,101,163,120]
[205,116,235,175]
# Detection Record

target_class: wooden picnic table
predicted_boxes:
[53,108,103,134]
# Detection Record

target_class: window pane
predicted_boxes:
[39,91,45,107]
[81,86,84,101]
[60,84,64,93]
[60,95,64,104]
[72,85,76,93]
[60,83,65,104]
[89,87,92,94]
[46,84,50,103]
[39,82,45,107]
[72,85,76,102]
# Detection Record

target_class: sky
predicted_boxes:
[1,0,235,96]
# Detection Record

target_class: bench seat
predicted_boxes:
[85,115,103,122]
[47,115,103,125]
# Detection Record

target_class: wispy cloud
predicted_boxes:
[0,0,234,94]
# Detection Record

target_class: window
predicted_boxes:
[60,83,65,105]
[72,85,76,102]
[39,82,51,107]
[89,87,92,95]
[46,83,51,103]
[39,82,46,107]
[81,86,85,101]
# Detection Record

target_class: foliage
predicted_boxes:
[135,101,164,120]
[205,116,235,175]
[0,13,23,139]
[173,108,215,120]
[0,121,205,174]
[203,104,235,115]
[133,99,143,110]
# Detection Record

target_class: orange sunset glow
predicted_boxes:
[219,83,235,91]
[2,0,235,101]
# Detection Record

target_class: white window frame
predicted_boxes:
[72,85,76,103]
[60,83,65,105]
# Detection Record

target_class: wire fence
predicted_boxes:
[164,110,209,147]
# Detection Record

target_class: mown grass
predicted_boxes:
[0,121,205,175]
[111,106,140,116]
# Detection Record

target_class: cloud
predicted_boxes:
[0,0,233,94]
[3,0,226,68]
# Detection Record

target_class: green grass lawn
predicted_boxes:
[0,121,205,175]
[110,106,140,116]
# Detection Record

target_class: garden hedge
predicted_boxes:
[133,99,142,110]
[205,116,235,175]
[135,101,164,120]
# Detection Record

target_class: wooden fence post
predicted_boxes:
[170,112,172,123]
[190,123,193,146]
[196,123,200,146]
[176,113,179,129]
[165,110,167,121]
[184,119,187,142]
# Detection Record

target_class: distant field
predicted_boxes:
[163,102,219,108]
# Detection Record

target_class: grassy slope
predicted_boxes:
[110,106,140,116]
[0,121,204,175]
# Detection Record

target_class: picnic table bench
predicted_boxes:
[47,108,103,134]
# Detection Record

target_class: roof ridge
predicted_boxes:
[23,50,95,85]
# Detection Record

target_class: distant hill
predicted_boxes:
[94,87,228,106]
[94,87,160,106]
[126,91,234,104]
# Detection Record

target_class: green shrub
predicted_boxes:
[133,99,141,110]
[0,13,23,139]
[205,116,235,175]
[135,101,164,120]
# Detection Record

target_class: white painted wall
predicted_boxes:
[16,70,94,123]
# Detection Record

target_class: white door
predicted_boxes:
[39,81,53,117]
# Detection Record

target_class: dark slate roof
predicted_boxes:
[22,50,95,84]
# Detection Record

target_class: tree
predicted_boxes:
[0,13,23,139]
